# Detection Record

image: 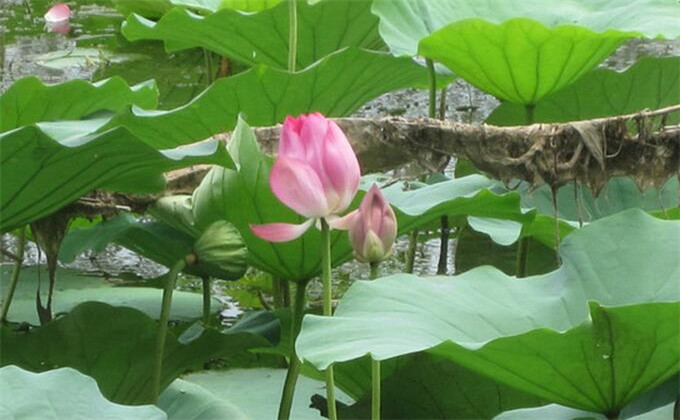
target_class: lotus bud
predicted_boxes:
[348,184,397,263]
[44,3,71,23]
[191,221,248,280]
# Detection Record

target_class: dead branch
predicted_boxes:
[75,105,680,217]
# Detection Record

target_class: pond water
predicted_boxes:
[2,0,678,319]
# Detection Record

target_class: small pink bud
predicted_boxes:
[348,184,397,263]
[44,3,71,23]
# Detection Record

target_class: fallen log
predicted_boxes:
[78,105,680,217]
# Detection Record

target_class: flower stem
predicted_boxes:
[320,218,338,420]
[277,281,307,420]
[151,258,187,402]
[201,276,211,325]
[0,227,26,324]
[288,0,298,72]
[369,261,381,420]
[426,58,436,119]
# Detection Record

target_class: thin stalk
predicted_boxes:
[515,104,536,277]
[369,262,381,420]
[203,49,214,84]
[151,258,187,402]
[426,58,436,119]
[320,218,338,420]
[515,238,529,278]
[0,227,26,324]
[438,85,448,120]
[288,0,298,72]
[277,281,307,420]
[273,276,284,309]
[551,185,562,264]
[201,277,211,325]
[405,230,418,273]
[437,216,449,275]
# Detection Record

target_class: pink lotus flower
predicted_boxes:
[44,3,71,23]
[347,184,397,263]
[251,113,361,242]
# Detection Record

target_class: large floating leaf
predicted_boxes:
[0,119,230,232]
[0,77,157,132]
[372,0,678,57]
[122,0,382,69]
[159,379,248,420]
[0,365,165,420]
[1,302,269,404]
[184,367,352,420]
[487,56,680,125]
[112,48,436,148]
[0,265,217,324]
[297,210,680,413]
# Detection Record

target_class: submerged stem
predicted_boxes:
[151,258,187,402]
[201,277,211,325]
[277,281,307,420]
[405,230,418,274]
[0,227,26,324]
[320,218,338,420]
[288,0,298,72]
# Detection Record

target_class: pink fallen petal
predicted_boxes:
[250,219,315,242]
[45,3,71,23]
[270,156,329,218]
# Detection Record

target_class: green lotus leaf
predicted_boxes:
[159,379,248,420]
[111,48,438,148]
[420,18,631,104]
[122,0,382,69]
[0,119,231,233]
[335,353,545,419]
[0,365,166,420]
[0,302,270,404]
[0,76,157,132]
[372,0,678,57]
[520,176,679,222]
[487,56,680,125]
[184,367,352,420]
[0,265,215,324]
[297,209,680,413]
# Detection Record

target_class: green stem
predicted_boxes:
[201,277,211,325]
[515,237,529,278]
[371,359,381,420]
[426,58,436,119]
[514,104,537,277]
[320,218,338,420]
[203,48,214,84]
[0,227,26,324]
[151,258,187,402]
[277,281,307,420]
[405,230,418,274]
[288,0,298,72]
[438,85,448,120]
[437,216,449,275]
[369,262,381,420]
